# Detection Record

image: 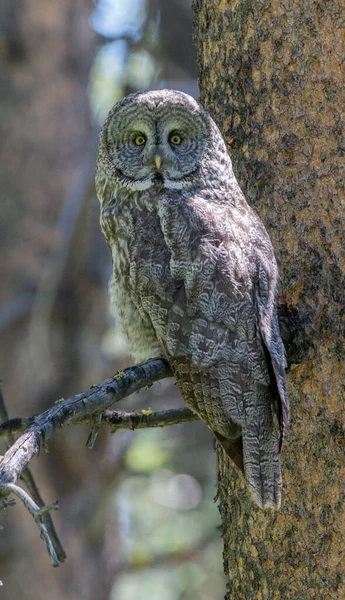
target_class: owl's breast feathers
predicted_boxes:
[103,188,288,509]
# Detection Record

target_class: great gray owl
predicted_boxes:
[95,89,288,510]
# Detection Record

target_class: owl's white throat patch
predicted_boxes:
[126,176,185,192]
[125,178,153,191]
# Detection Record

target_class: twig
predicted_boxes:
[86,414,103,449]
[19,468,66,561]
[102,406,198,431]
[0,404,198,439]
[2,483,59,567]
[0,388,66,562]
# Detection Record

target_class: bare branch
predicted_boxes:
[85,414,103,449]
[0,388,66,562]
[0,407,199,439]
[0,357,204,573]
[0,358,176,568]
[102,406,198,431]
[0,358,173,489]
[19,467,66,562]
[2,483,59,567]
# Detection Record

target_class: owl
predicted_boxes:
[95,89,288,510]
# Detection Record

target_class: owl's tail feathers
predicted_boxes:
[242,422,282,511]
[215,428,281,510]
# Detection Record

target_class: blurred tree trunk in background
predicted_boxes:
[193,0,345,597]
[0,0,103,404]
[0,0,93,304]
[0,2,110,599]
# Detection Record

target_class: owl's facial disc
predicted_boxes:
[106,102,208,191]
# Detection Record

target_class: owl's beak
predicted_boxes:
[154,155,162,170]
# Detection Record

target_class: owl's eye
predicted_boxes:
[169,133,182,145]
[134,135,146,146]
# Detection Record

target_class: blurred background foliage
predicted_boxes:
[0,1,225,598]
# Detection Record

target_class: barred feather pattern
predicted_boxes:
[95,89,288,510]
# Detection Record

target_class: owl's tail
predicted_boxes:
[241,417,282,510]
[216,423,281,510]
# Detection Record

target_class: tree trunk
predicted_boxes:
[193,1,345,597]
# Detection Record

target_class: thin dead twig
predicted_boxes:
[103,406,197,431]
[2,483,59,567]
[0,388,66,562]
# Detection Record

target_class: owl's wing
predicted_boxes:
[253,257,289,446]
[157,192,287,509]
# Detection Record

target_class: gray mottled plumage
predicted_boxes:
[95,89,289,510]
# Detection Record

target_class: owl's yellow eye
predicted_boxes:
[169,133,182,145]
[134,135,146,146]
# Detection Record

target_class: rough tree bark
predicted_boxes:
[193,1,345,598]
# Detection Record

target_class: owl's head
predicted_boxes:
[96,89,230,197]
